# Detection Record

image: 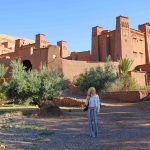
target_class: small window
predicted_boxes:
[133,51,137,58]
[139,52,143,58]
[133,51,137,53]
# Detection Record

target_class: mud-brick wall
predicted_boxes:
[62,59,119,81]
[101,91,148,102]
[129,71,147,87]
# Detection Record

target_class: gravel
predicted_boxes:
[0,102,150,150]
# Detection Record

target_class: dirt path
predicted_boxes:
[0,101,150,150]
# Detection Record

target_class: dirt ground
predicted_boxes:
[0,100,150,150]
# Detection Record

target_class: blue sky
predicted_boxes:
[0,0,150,52]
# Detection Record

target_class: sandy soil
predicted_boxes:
[0,100,150,150]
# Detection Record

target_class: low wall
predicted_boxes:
[54,97,84,107]
[101,91,148,102]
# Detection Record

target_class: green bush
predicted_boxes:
[5,60,29,102]
[5,60,64,106]
[119,74,137,90]
[28,65,64,106]
[104,79,124,92]
[146,83,150,93]
[0,64,7,78]
[119,58,137,90]
[0,85,6,100]
[119,58,133,74]
[0,93,6,100]
[74,65,117,93]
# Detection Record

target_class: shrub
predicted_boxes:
[146,83,150,93]
[119,74,137,90]
[5,60,64,106]
[119,58,133,74]
[0,64,7,80]
[104,79,124,92]
[119,58,137,90]
[74,65,117,93]
[29,65,64,106]
[5,60,29,102]
[0,85,6,100]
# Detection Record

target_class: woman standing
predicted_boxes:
[85,87,100,137]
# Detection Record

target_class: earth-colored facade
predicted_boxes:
[0,16,150,86]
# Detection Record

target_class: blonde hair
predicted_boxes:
[87,87,96,96]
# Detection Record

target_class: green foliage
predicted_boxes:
[104,55,112,72]
[5,60,64,106]
[39,131,55,136]
[29,65,64,106]
[74,63,117,93]
[118,58,137,90]
[146,83,150,93]
[119,74,137,90]
[104,79,124,92]
[1,123,45,130]
[0,64,7,78]
[119,58,133,74]
[5,60,29,102]
[0,83,7,100]
[0,90,6,100]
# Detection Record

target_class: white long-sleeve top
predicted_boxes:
[85,94,100,112]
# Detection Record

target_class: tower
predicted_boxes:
[115,16,132,61]
[15,39,25,51]
[139,23,150,64]
[116,16,129,29]
[35,34,45,49]
[91,26,103,61]
[57,41,70,58]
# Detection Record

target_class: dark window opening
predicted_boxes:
[22,60,32,71]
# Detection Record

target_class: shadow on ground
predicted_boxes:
[0,101,150,150]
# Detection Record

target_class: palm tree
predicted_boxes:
[119,58,133,75]
[119,58,135,90]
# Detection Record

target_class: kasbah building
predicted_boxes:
[0,16,150,87]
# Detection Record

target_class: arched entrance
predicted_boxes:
[22,60,32,71]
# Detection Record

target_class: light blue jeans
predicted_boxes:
[88,108,98,137]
